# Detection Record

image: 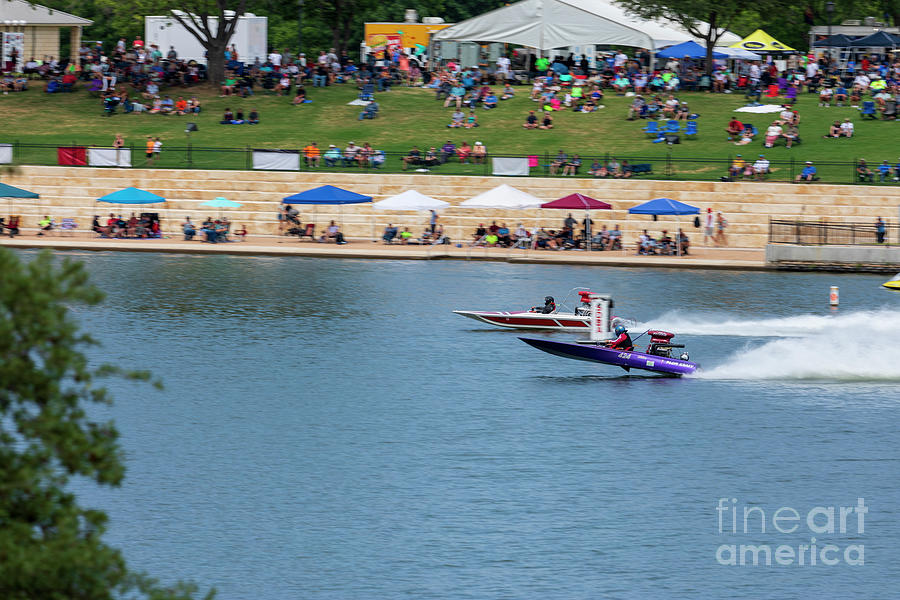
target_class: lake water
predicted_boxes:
[34,251,900,598]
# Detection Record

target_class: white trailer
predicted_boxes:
[144,12,267,64]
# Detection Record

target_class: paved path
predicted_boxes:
[1,234,767,270]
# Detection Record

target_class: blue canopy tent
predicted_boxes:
[628,198,699,256]
[847,31,898,48]
[657,41,727,59]
[282,185,373,239]
[97,187,166,204]
[812,34,858,47]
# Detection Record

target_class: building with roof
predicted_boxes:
[0,0,92,69]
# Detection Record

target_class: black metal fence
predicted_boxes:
[3,140,899,186]
[769,219,900,246]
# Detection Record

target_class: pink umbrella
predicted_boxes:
[541,193,612,251]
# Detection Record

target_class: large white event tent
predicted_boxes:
[458,184,543,209]
[431,0,741,54]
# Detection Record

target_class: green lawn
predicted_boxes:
[2,79,898,183]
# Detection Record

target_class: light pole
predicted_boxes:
[826,1,835,63]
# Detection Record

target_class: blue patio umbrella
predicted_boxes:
[97,187,166,204]
[629,198,699,256]
[200,196,243,208]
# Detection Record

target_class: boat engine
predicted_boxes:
[646,330,685,358]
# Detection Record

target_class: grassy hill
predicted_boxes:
[2,80,898,183]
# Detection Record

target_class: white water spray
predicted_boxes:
[640,308,900,338]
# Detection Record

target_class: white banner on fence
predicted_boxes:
[252,150,300,171]
[0,143,12,164]
[87,147,132,167]
[492,157,529,176]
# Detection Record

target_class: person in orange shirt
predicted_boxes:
[303,141,321,167]
[145,136,155,164]
[174,96,188,115]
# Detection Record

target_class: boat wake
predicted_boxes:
[640,308,900,338]
[694,335,900,381]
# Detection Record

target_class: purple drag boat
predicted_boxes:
[517,292,698,377]
[519,335,698,377]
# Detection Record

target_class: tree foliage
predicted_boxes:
[0,248,212,600]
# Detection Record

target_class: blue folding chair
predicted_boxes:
[860,101,877,119]
[684,122,698,139]
[642,121,660,137]
[664,120,681,133]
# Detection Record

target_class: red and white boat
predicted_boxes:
[454,290,630,332]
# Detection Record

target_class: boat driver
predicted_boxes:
[607,325,634,351]
[531,296,556,314]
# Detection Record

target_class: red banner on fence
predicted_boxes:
[57,146,87,166]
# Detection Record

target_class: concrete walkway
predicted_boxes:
[0,233,767,270]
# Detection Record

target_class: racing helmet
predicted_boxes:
[544,296,555,305]
[614,325,627,335]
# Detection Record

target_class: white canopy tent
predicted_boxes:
[431,0,740,53]
[373,190,450,212]
[459,184,543,209]
[716,46,763,60]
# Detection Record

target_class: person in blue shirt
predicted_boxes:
[795,161,818,182]
[482,92,498,109]
[877,160,892,181]
[834,84,848,106]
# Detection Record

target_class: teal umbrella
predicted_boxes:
[0,182,40,217]
[200,197,242,208]
[97,187,165,204]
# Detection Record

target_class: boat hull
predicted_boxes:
[519,337,698,376]
[453,310,590,331]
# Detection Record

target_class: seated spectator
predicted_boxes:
[232,109,245,124]
[465,111,479,128]
[753,154,770,180]
[549,150,567,175]
[729,154,746,178]
[443,83,465,108]
[303,142,321,167]
[448,109,465,128]
[401,146,422,170]
[795,161,818,182]
[275,74,291,95]
[382,223,398,243]
[662,95,679,117]
[726,117,744,140]
[292,87,307,105]
[321,220,344,243]
[423,147,439,167]
[620,160,634,178]
[182,217,196,240]
[823,120,841,138]
[174,96,188,115]
[399,227,414,244]
[472,223,487,243]
[675,101,690,121]
[496,223,511,247]
[482,91,498,109]
[764,121,782,148]
[590,160,607,178]
[343,142,360,166]
[248,109,259,124]
[221,74,237,96]
[677,229,690,255]
[839,118,854,138]
[500,84,515,100]
[160,95,175,114]
[457,141,472,164]
[539,113,554,129]
[440,140,456,163]
[189,97,202,113]
[857,159,874,182]
[220,108,234,124]
[608,224,623,250]
[877,160,893,182]
[637,229,655,255]
[323,144,343,166]
[819,86,833,106]
[782,122,799,148]
[356,142,373,166]
[734,126,755,146]
[472,141,487,164]
[834,84,848,106]
[627,95,646,120]
[657,230,674,255]
[523,110,539,129]
[562,154,582,176]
